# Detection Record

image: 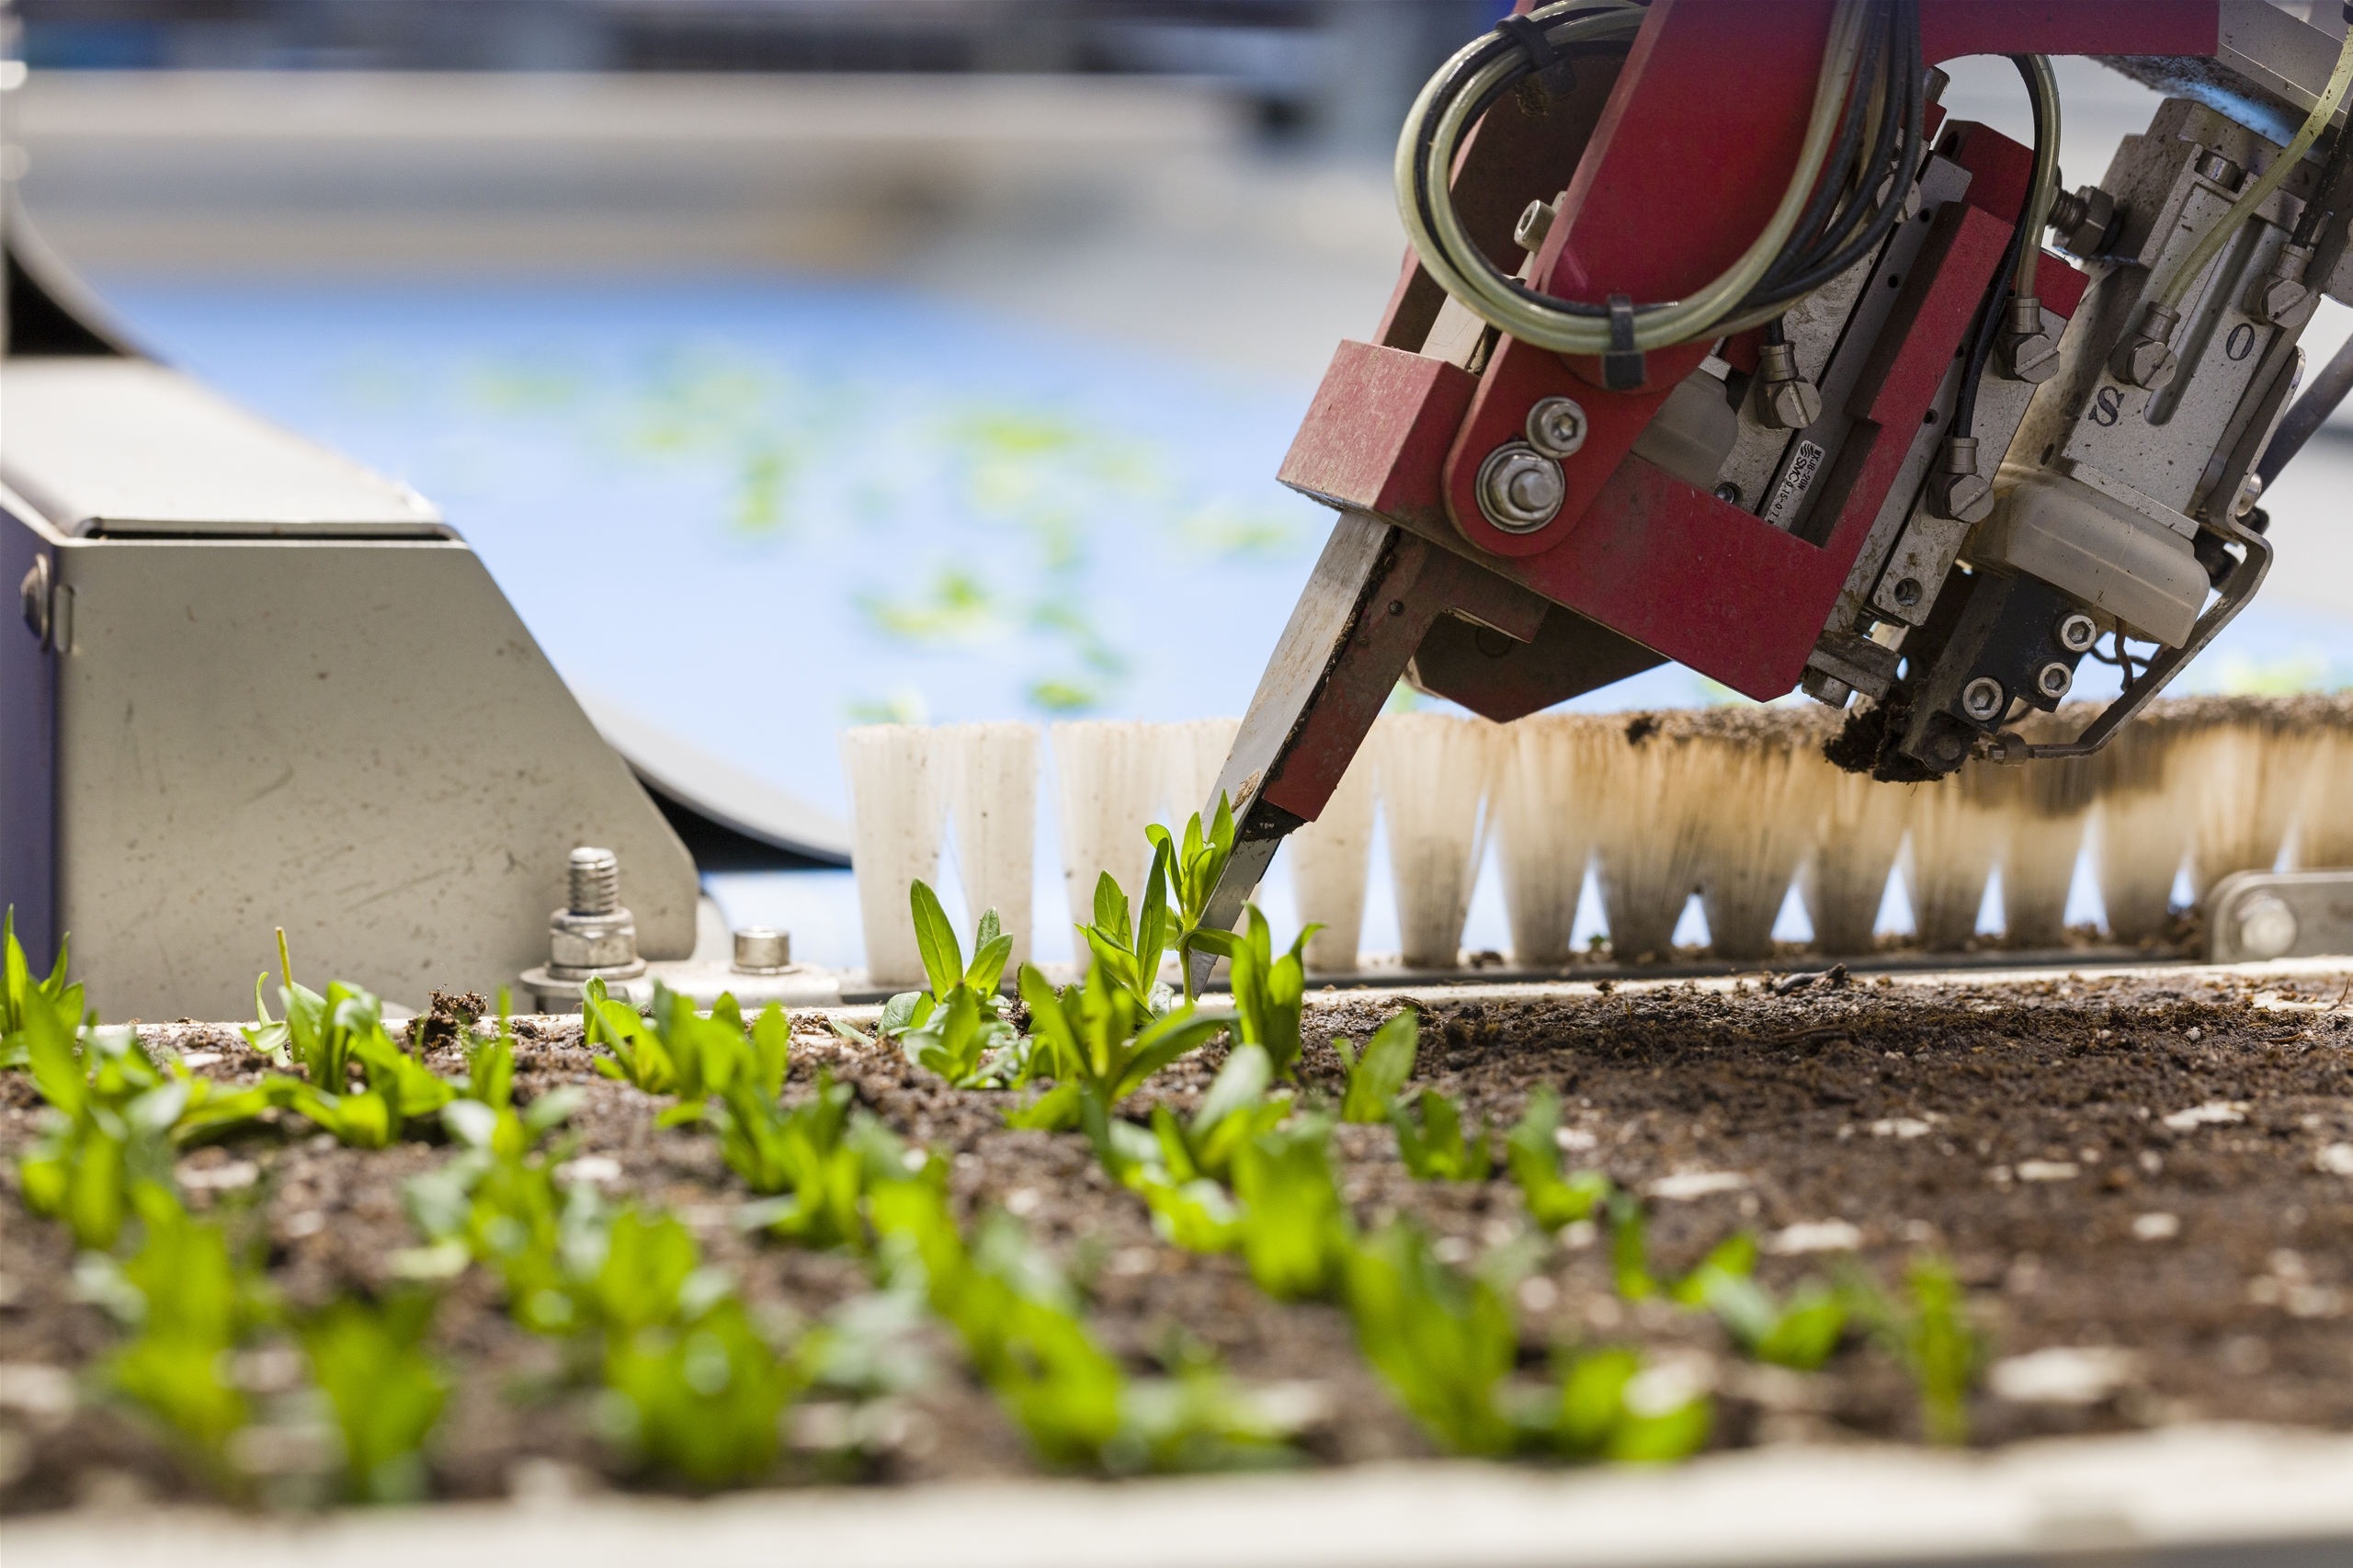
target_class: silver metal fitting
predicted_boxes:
[546,846,645,983]
[2232,471,2266,519]
[2247,242,2314,327]
[1927,436,1994,524]
[1961,676,2006,722]
[1756,342,1824,431]
[2034,660,2074,699]
[2194,149,2242,188]
[1984,730,2031,765]
[2055,611,2098,653]
[2046,184,2120,258]
[1997,295,2060,384]
[1525,395,1587,459]
[1800,668,1853,710]
[2109,302,2179,390]
[1475,441,1564,533]
[732,926,791,974]
[2233,892,2299,960]
[19,557,50,643]
[1514,199,1556,254]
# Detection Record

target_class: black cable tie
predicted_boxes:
[1495,14,1577,103]
[1604,293,1645,391]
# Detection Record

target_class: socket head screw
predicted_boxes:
[2035,661,2074,699]
[732,926,791,974]
[2233,892,2299,960]
[1525,395,1588,458]
[2110,303,2179,391]
[1475,441,1564,533]
[1961,676,2006,722]
[1514,199,1556,253]
[2056,612,2098,653]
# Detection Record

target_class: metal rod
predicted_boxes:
[2256,329,2353,489]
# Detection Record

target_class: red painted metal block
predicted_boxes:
[1278,340,1478,535]
[1921,1,2215,63]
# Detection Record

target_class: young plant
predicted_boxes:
[1188,906,1317,1080]
[1,905,84,1070]
[1851,1256,1983,1446]
[1008,961,1230,1131]
[1506,1089,1614,1230]
[602,1294,796,1488]
[1341,1222,1518,1455]
[1547,1346,1712,1462]
[1074,845,1174,1012]
[102,1190,261,1488]
[1231,1118,1349,1301]
[881,883,1024,1087]
[1145,795,1235,1002]
[1336,1011,1418,1123]
[296,1291,449,1503]
[1391,1087,1493,1182]
[585,981,779,1125]
[18,998,191,1250]
[1147,1043,1289,1188]
[723,1071,907,1251]
[1668,1233,1850,1371]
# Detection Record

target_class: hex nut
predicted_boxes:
[2036,661,2074,699]
[1475,442,1565,533]
[550,909,642,973]
[1525,395,1588,459]
[1961,676,2006,722]
[2234,892,2299,960]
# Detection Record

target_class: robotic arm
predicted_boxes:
[1197,0,2353,945]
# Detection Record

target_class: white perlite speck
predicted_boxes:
[1989,1346,2143,1405]
[1647,1171,1750,1201]
[2163,1100,2248,1131]
[1767,1220,1863,1255]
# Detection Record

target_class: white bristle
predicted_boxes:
[1590,715,1711,961]
[1904,769,2006,951]
[1491,713,1608,968]
[2180,696,2328,894]
[1370,711,1500,970]
[1288,745,1377,974]
[1984,708,2099,948]
[1803,747,1909,957]
[840,724,945,987]
[1051,720,1163,926]
[943,722,1039,969]
[2296,694,2353,869]
[1161,717,1242,829]
[1688,709,1824,960]
[2088,710,2196,942]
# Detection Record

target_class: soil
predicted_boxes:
[6,964,2352,1514]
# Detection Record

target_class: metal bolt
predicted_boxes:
[1961,676,2006,722]
[2248,242,2314,327]
[2195,149,2242,188]
[19,557,49,644]
[1930,732,1966,765]
[2110,302,2179,390]
[1712,482,1743,506]
[1801,668,1853,709]
[1997,295,2060,383]
[1893,576,1923,608]
[2046,184,2120,257]
[2233,472,2266,518]
[569,846,620,915]
[2055,612,2098,653]
[1514,199,1556,253]
[1475,442,1564,533]
[1756,342,1824,431]
[733,926,791,973]
[2234,892,2299,960]
[1927,437,1995,524]
[2036,661,2074,699]
[1525,395,1588,458]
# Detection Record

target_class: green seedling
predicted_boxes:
[1391,1088,1493,1182]
[102,1189,261,1488]
[1144,795,1236,1002]
[585,980,782,1125]
[723,1071,908,1250]
[1231,1118,1349,1301]
[1146,1042,1289,1188]
[1335,1011,1418,1124]
[1547,1346,1712,1463]
[1850,1256,1983,1446]
[602,1294,796,1489]
[1008,961,1230,1131]
[1188,905,1317,1079]
[1341,1222,1517,1455]
[2,905,85,1070]
[882,885,1025,1087]
[1074,844,1175,1012]
[1668,1233,1850,1371]
[404,1120,607,1335]
[296,1291,449,1503]
[1505,1089,1614,1229]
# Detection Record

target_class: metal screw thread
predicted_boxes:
[568,847,620,915]
[2045,187,2087,235]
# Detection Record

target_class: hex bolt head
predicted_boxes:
[2055,612,2098,653]
[2036,661,2074,699]
[1961,676,2006,722]
[2047,184,2119,258]
[2234,892,2299,960]
[733,926,791,973]
[1525,395,1588,458]
[1475,442,1564,533]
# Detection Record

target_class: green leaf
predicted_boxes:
[1006,1082,1084,1132]
[910,880,964,1003]
[1191,1043,1272,1137]
[1092,872,1130,948]
[1340,1012,1417,1123]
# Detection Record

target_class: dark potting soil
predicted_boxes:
[4,966,2350,1514]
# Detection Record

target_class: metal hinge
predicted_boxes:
[17,555,72,653]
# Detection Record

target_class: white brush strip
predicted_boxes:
[2295,696,2353,869]
[1370,712,1499,969]
[1802,750,1909,957]
[2089,713,2195,943]
[1492,713,1607,968]
[1984,709,2099,948]
[1905,773,2006,952]
[1591,718,1711,962]
[1691,715,1822,961]
[1288,746,1378,974]
[840,724,945,987]
[2183,701,2327,893]
[944,721,1039,970]
[1160,717,1242,831]
[1051,720,1162,928]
